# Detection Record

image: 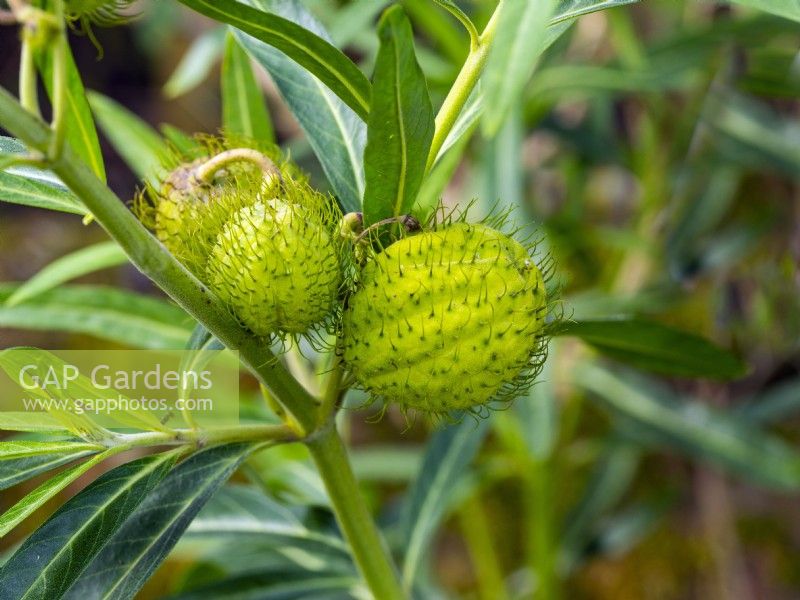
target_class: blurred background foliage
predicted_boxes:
[1,0,799,598]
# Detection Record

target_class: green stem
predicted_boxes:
[19,30,39,116]
[48,0,67,159]
[307,425,404,600]
[109,423,297,450]
[529,458,558,600]
[425,0,504,172]
[0,86,321,436]
[459,493,509,600]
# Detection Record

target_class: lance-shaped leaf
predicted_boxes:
[576,364,800,490]
[0,451,180,599]
[0,171,86,215]
[0,449,116,537]
[362,5,434,224]
[62,443,254,600]
[0,441,104,491]
[554,318,747,379]
[0,284,193,350]
[5,242,128,307]
[164,28,226,99]
[36,45,106,182]
[177,0,371,120]
[221,31,275,142]
[235,0,366,213]
[88,92,168,185]
[400,415,489,587]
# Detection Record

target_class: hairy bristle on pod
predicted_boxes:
[206,196,343,337]
[343,222,549,414]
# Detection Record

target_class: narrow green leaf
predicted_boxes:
[0,412,66,433]
[36,44,106,182]
[0,284,193,350]
[0,440,103,460]
[400,416,489,587]
[483,0,558,136]
[63,443,254,600]
[166,571,360,599]
[731,0,800,22]
[0,451,180,599]
[187,485,350,555]
[235,0,365,213]
[363,5,434,224]
[0,448,101,491]
[163,28,226,99]
[575,364,800,490]
[0,450,113,537]
[555,319,747,379]
[0,171,86,215]
[221,31,275,142]
[88,92,168,185]
[0,137,70,191]
[6,242,128,307]
[177,0,371,121]
[551,0,639,24]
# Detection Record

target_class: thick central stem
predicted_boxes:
[307,425,405,600]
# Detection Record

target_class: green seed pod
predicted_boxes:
[343,222,548,414]
[206,196,342,337]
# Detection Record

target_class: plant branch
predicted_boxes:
[307,424,405,600]
[425,0,503,172]
[0,85,321,436]
[109,423,297,450]
[19,29,39,116]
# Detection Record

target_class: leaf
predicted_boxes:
[5,242,128,307]
[0,284,193,350]
[731,0,800,22]
[0,440,103,460]
[575,364,800,490]
[560,439,640,568]
[0,443,102,491]
[164,28,226,98]
[165,569,360,600]
[482,0,558,136]
[552,0,640,24]
[0,451,180,600]
[555,319,747,379]
[0,412,66,433]
[36,43,106,183]
[235,0,366,213]
[177,0,371,121]
[0,171,86,215]
[0,137,70,190]
[221,31,275,142]
[400,416,489,587]
[62,443,254,600]
[362,5,434,225]
[88,92,168,185]
[187,485,350,556]
[0,449,114,537]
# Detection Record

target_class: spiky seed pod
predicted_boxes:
[342,222,548,414]
[206,197,342,337]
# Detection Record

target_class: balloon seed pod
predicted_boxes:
[136,136,345,342]
[342,212,554,417]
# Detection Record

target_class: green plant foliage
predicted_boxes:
[362,5,434,224]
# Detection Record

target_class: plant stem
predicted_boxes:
[19,30,39,116]
[110,423,297,450]
[48,0,67,159]
[307,424,405,600]
[529,458,558,600]
[194,147,281,183]
[0,85,321,436]
[459,493,509,600]
[425,0,504,172]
